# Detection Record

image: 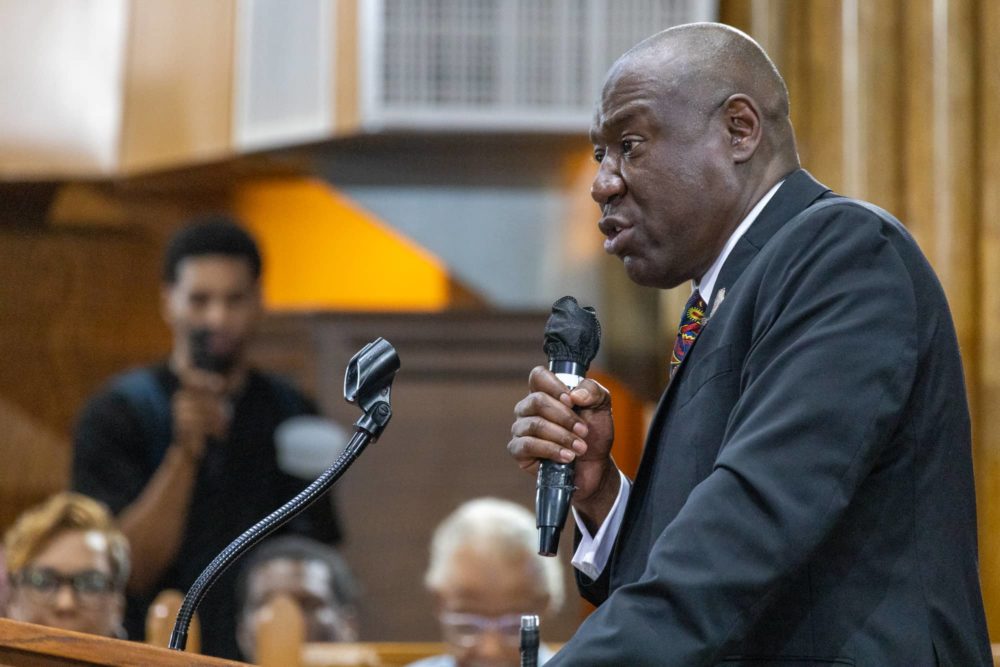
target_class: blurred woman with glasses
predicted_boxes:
[409,498,564,667]
[4,492,129,638]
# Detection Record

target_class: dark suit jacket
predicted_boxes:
[550,171,990,666]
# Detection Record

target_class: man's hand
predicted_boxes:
[508,366,621,530]
[172,368,230,461]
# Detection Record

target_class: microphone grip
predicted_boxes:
[537,460,575,556]
[536,365,583,557]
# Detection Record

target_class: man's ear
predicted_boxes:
[723,94,763,163]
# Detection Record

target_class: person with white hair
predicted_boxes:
[407,498,563,667]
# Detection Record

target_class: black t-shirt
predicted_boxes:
[72,363,343,659]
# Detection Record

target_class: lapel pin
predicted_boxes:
[709,288,726,319]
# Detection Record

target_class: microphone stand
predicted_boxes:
[169,338,398,651]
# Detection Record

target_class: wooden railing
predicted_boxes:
[0,617,248,667]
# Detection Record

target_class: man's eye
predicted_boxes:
[593,148,605,163]
[622,139,635,154]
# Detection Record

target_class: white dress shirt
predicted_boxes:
[571,180,784,580]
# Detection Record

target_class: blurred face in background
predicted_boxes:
[435,545,550,667]
[6,529,124,637]
[238,557,357,661]
[162,255,261,374]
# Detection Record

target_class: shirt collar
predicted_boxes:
[696,179,784,308]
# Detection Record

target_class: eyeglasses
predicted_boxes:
[438,612,525,649]
[10,568,117,607]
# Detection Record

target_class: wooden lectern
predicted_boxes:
[0,617,250,667]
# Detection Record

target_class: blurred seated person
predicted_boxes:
[409,498,564,667]
[236,535,360,662]
[3,492,128,638]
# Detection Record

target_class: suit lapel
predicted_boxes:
[665,170,830,395]
[710,169,831,307]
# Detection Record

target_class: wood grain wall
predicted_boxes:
[721,0,1000,638]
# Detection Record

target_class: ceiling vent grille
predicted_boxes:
[361,0,717,131]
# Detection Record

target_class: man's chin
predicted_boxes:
[623,257,686,290]
[622,258,658,288]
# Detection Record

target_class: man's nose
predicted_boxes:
[591,157,625,206]
[203,300,230,328]
[53,583,78,611]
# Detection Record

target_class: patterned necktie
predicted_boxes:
[670,289,706,379]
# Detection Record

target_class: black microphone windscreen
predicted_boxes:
[543,296,601,369]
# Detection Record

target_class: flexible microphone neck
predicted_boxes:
[169,338,399,652]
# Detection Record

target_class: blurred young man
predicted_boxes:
[4,492,128,638]
[72,216,342,658]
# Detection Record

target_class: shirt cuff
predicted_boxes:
[570,471,631,580]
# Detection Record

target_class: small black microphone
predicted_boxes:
[537,296,601,557]
[520,614,540,667]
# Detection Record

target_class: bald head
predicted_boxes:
[589,22,800,289]
[609,22,796,162]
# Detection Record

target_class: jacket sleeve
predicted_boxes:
[549,205,922,666]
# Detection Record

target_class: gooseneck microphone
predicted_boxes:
[537,296,601,557]
[169,338,399,652]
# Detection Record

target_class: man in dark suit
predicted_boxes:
[508,23,990,666]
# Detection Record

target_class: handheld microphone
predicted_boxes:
[537,296,601,557]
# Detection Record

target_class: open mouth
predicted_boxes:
[602,224,632,256]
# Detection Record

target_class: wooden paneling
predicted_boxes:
[0,224,168,529]
[901,0,978,350]
[334,0,362,135]
[0,617,247,666]
[850,0,904,212]
[119,0,236,173]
